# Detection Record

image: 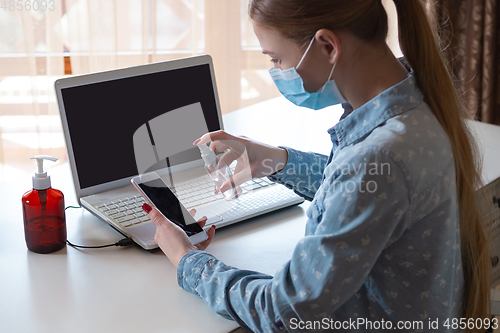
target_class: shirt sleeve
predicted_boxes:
[266,146,329,201]
[177,147,411,333]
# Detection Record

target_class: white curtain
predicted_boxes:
[0,0,400,184]
[0,1,65,183]
[0,0,280,184]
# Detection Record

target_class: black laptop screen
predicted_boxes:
[61,63,221,190]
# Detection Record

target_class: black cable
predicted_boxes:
[64,205,134,249]
[66,238,134,249]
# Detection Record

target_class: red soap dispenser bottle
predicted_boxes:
[22,155,67,253]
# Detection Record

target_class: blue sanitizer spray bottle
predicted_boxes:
[198,144,242,200]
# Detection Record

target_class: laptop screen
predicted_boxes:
[61,63,221,190]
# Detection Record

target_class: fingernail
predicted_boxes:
[211,225,216,230]
[193,138,201,145]
[142,203,152,214]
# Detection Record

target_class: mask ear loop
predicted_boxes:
[318,62,337,93]
[296,36,316,69]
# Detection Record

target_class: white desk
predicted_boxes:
[0,97,343,333]
[1,96,499,332]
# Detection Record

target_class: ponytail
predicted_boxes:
[249,0,492,327]
[393,0,491,328]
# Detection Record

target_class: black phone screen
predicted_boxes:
[138,179,204,236]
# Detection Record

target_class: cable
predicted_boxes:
[64,205,134,249]
[66,238,134,249]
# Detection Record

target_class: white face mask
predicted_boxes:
[268,36,346,110]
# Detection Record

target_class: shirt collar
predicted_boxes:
[328,73,423,149]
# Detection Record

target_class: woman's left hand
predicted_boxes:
[142,203,216,268]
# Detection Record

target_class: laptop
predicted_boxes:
[55,54,304,250]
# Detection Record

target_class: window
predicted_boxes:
[0,0,401,185]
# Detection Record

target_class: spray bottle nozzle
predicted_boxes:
[197,144,218,165]
[197,143,211,154]
[30,155,58,190]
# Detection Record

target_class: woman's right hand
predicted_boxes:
[193,130,288,193]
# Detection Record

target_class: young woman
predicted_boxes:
[142,0,491,331]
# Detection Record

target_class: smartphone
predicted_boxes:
[131,172,208,245]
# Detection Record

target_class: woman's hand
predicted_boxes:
[142,203,216,269]
[193,130,288,193]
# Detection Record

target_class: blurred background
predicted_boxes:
[0,0,497,185]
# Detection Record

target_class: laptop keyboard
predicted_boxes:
[96,195,148,227]
[95,175,276,229]
[172,174,275,209]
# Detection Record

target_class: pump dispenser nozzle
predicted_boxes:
[30,155,58,190]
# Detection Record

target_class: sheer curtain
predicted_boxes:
[59,0,280,112]
[0,0,403,185]
[0,0,280,184]
[0,2,65,183]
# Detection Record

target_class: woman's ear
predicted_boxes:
[315,29,341,65]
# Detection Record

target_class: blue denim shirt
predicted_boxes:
[177,73,464,332]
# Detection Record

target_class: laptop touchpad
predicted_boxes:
[127,222,157,246]
[193,208,223,226]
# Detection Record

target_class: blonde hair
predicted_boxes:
[393,1,491,326]
[249,0,491,328]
